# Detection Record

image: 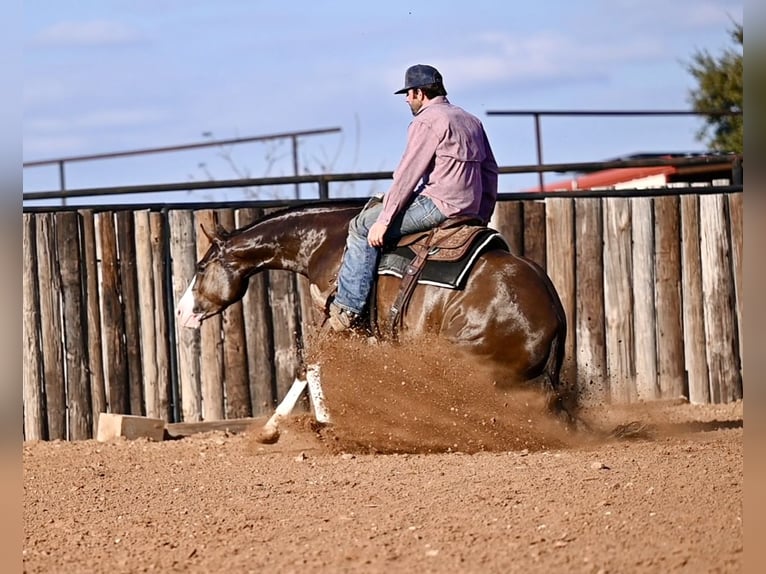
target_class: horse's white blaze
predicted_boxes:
[306,364,330,423]
[176,277,203,329]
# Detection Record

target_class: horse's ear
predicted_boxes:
[199,223,224,247]
[214,222,231,238]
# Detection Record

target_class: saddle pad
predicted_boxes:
[378,228,510,289]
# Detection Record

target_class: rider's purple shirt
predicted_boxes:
[376,96,499,228]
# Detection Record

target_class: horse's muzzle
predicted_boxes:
[177,279,204,329]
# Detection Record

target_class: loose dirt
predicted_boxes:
[24,337,743,573]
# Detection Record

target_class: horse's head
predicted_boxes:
[176,223,249,329]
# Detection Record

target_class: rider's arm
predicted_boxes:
[376,121,439,228]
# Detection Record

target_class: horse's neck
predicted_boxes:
[234,209,348,279]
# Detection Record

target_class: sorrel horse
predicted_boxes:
[176,202,573,436]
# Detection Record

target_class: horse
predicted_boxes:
[176,201,574,440]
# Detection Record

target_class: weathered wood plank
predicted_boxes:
[680,195,710,403]
[631,197,658,400]
[35,213,66,439]
[263,208,302,402]
[165,417,265,439]
[135,210,160,418]
[96,413,164,442]
[218,208,251,419]
[23,214,45,441]
[545,198,576,388]
[56,211,91,439]
[237,207,276,416]
[574,198,606,405]
[116,211,144,415]
[522,200,546,269]
[653,195,685,398]
[194,209,225,420]
[149,212,172,420]
[727,192,743,376]
[80,210,107,435]
[603,198,635,403]
[269,270,302,401]
[699,194,742,402]
[169,210,201,421]
[491,201,523,255]
[98,211,129,414]
[295,274,315,357]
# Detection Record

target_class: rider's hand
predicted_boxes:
[368,221,388,247]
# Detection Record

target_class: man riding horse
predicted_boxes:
[312,64,499,333]
[176,65,574,433]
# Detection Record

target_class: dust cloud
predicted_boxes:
[303,333,575,454]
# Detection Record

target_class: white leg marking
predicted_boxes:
[306,364,330,424]
[257,377,308,443]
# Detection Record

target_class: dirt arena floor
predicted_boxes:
[23,338,743,573]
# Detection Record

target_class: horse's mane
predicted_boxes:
[228,199,366,237]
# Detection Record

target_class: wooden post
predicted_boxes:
[269,269,302,401]
[680,195,710,404]
[98,211,129,414]
[80,210,108,435]
[574,198,607,405]
[630,197,658,400]
[237,207,276,416]
[169,210,201,422]
[23,214,45,441]
[602,198,635,403]
[653,195,685,398]
[149,212,172,420]
[699,194,742,402]
[116,211,144,415]
[546,197,576,388]
[56,211,91,439]
[522,200,547,270]
[217,208,251,419]
[263,208,302,403]
[35,213,66,439]
[727,193,743,376]
[194,209,225,420]
[491,201,523,254]
[135,210,160,419]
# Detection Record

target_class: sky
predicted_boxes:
[23,0,743,205]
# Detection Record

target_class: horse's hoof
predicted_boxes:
[256,426,280,444]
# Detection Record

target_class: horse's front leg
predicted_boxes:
[306,364,330,424]
[256,364,330,443]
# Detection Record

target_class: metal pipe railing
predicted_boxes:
[23,154,742,205]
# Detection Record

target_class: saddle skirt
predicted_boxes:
[378,224,510,289]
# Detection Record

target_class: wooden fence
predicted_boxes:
[22,191,743,440]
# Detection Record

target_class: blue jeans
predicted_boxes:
[334,194,447,315]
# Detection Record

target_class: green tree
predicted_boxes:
[685,22,743,154]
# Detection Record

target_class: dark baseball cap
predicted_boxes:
[394,64,444,94]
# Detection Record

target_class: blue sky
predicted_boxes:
[23,0,743,203]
